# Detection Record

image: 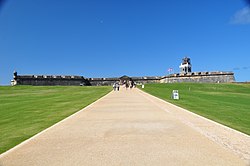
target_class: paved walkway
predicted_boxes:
[0,88,249,166]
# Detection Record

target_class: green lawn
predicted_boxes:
[140,83,250,135]
[0,86,112,154]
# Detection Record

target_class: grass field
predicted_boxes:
[140,83,250,135]
[0,86,112,154]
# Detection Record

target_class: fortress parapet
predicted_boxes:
[87,76,161,86]
[87,77,118,86]
[10,57,236,86]
[11,72,89,86]
[11,71,235,86]
[160,71,235,83]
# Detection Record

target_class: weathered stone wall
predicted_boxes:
[160,72,235,83]
[88,78,119,86]
[13,75,89,86]
[87,77,161,86]
[11,71,235,86]
[131,77,160,84]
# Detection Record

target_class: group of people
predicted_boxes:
[113,80,136,91]
[113,82,120,91]
[124,80,136,89]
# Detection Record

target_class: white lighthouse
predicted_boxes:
[179,57,192,74]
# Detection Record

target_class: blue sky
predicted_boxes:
[0,0,250,85]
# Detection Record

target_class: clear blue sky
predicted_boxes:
[1,0,250,85]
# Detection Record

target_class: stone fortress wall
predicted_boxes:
[11,72,235,86]
[11,57,235,86]
[87,77,160,86]
[160,71,235,83]
[11,72,89,86]
[11,73,160,86]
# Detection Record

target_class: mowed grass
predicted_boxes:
[141,83,250,135]
[0,86,112,154]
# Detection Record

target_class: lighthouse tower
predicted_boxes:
[179,57,192,74]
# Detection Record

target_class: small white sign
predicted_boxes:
[172,90,179,100]
[142,85,145,88]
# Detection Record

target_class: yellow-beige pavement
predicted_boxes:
[0,88,249,166]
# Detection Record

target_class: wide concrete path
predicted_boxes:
[0,88,249,166]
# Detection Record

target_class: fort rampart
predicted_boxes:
[160,71,235,83]
[12,74,89,86]
[11,57,236,86]
[11,71,235,86]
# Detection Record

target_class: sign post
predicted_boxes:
[172,90,179,100]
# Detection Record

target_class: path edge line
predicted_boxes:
[138,88,250,138]
[0,90,113,158]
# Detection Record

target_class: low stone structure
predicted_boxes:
[11,71,90,86]
[87,77,118,86]
[81,76,160,86]
[10,57,236,86]
[11,71,235,86]
[160,71,235,83]
[11,72,161,86]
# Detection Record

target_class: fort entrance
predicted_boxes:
[119,75,132,85]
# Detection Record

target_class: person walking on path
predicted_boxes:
[113,83,116,91]
[115,82,120,91]
[125,82,129,90]
[130,81,134,89]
